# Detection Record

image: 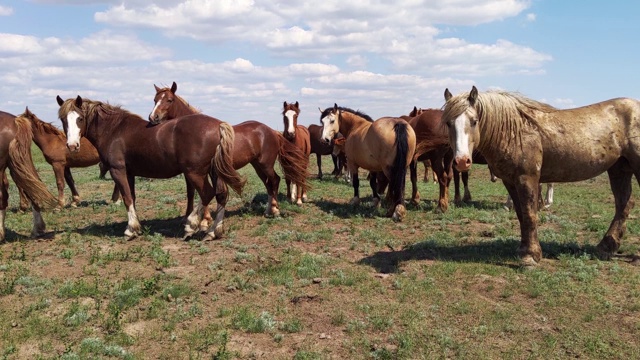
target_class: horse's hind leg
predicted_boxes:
[369,172,381,208]
[200,176,228,241]
[111,168,140,240]
[409,160,420,205]
[254,163,280,217]
[598,160,634,258]
[52,163,66,208]
[0,170,7,241]
[63,167,81,207]
[316,154,323,179]
[30,204,46,238]
[18,185,30,212]
[506,177,543,266]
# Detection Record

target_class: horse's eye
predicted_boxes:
[470,119,478,127]
[168,99,173,103]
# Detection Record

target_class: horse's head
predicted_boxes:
[319,103,340,144]
[149,81,178,124]
[282,101,300,140]
[409,106,424,117]
[56,95,85,152]
[443,86,480,172]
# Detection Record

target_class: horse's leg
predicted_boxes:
[52,163,66,208]
[462,171,471,203]
[98,162,108,179]
[111,168,140,240]
[331,154,339,175]
[253,163,280,217]
[597,160,634,258]
[349,166,360,206]
[453,168,462,205]
[422,160,429,182]
[511,177,543,266]
[110,185,121,204]
[63,167,81,207]
[432,154,452,213]
[409,160,420,205]
[316,154,323,179]
[369,172,381,208]
[544,183,554,209]
[30,204,46,238]
[18,185,30,212]
[206,176,230,241]
[0,170,7,241]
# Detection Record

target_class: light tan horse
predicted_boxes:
[19,108,113,208]
[443,86,640,266]
[319,104,416,221]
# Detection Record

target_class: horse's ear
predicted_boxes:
[294,101,299,109]
[56,95,64,106]
[283,101,288,108]
[333,103,338,112]
[468,86,478,106]
[154,84,160,92]
[171,81,177,94]
[24,106,32,116]
[444,88,452,101]
[318,107,322,113]
[75,95,83,108]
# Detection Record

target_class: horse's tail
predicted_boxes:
[276,132,310,190]
[8,115,58,210]
[212,122,246,196]
[388,123,410,205]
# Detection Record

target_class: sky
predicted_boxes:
[1,0,639,131]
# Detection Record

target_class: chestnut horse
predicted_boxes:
[308,124,340,179]
[320,104,416,221]
[282,101,311,205]
[57,95,246,241]
[19,108,113,209]
[408,107,437,184]
[0,110,58,241]
[148,82,309,216]
[443,86,640,266]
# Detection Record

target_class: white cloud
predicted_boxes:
[0,6,13,16]
[526,13,536,22]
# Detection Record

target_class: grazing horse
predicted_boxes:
[308,124,340,179]
[320,104,416,221]
[148,82,309,216]
[282,101,311,205]
[0,110,58,241]
[443,86,640,266]
[19,108,112,209]
[57,95,246,241]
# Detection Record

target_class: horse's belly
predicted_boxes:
[540,151,618,182]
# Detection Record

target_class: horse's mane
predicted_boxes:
[157,87,201,114]
[320,106,374,122]
[59,97,141,124]
[20,110,65,140]
[443,90,557,151]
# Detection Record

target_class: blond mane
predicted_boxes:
[157,87,201,114]
[59,97,140,124]
[444,90,557,151]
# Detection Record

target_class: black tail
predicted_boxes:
[388,123,410,207]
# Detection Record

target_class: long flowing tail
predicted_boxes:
[276,132,310,191]
[212,122,246,196]
[8,115,58,209]
[388,123,410,205]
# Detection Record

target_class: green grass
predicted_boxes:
[0,144,638,358]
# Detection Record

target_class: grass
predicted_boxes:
[0,145,638,358]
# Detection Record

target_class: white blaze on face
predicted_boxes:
[66,110,82,149]
[453,113,471,159]
[320,114,335,142]
[284,110,296,136]
[150,93,165,119]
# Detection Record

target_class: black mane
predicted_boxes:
[320,106,374,123]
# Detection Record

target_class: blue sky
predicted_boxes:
[1,1,638,130]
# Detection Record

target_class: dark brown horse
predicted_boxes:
[308,124,339,179]
[283,101,311,205]
[57,95,246,241]
[148,82,309,216]
[320,105,416,221]
[443,86,640,266]
[19,108,112,209]
[0,110,58,241]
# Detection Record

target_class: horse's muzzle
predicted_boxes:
[321,137,331,145]
[67,143,80,152]
[454,156,472,172]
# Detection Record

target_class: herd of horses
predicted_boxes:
[1,82,639,267]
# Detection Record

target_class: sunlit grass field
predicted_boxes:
[0,146,639,359]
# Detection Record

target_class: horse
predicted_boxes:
[18,108,113,209]
[319,104,416,221]
[0,110,58,241]
[443,86,640,266]
[408,107,438,183]
[282,101,311,205]
[57,95,246,241]
[308,124,340,179]
[148,82,309,216]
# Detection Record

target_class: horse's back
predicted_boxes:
[232,120,279,169]
[347,117,415,171]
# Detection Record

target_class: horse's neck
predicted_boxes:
[339,113,369,137]
[30,123,59,149]
[172,98,197,119]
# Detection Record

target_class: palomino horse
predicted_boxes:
[57,95,246,241]
[308,124,340,179]
[148,82,309,216]
[19,108,113,209]
[0,110,58,241]
[282,101,311,205]
[320,104,416,221]
[443,86,640,265]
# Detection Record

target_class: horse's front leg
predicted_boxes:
[462,171,471,203]
[204,177,230,241]
[369,172,380,208]
[432,153,452,213]
[598,160,634,259]
[409,160,420,205]
[510,177,543,266]
[349,168,360,206]
[52,163,66,208]
[111,168,140,240]
[63,166,81,207]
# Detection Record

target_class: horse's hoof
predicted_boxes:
[463,195,472,203]
[214,225,224,239]
[594,247,613,261]
[265,207,281,218]
[31,230,46,238]
[202,234,215,242]
[372,198,381,208]
[296,200,303,206]
[124,229,138,241]
[519,255,539,269]
[199,221,210,232]
[349,197,360,206]
[390,205,406,222]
